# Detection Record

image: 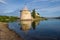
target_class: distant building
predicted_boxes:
[20,6,32,20]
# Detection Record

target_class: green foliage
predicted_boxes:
[31,9,36,18]
[0,16,19,22]
[31,9,40,18]
[31,9,47,20]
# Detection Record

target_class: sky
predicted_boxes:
[0,0,60,17]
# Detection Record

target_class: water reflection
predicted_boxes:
[20,20,40,31]
[19,20,58,40]
[8,19,60,40]
[32,20,40,30]
[20,20,40,39]
[20,21,32,32]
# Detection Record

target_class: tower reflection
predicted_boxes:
[20,20,40,31]
[20,21,32,32]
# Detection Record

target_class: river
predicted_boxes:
[8,19,60,40]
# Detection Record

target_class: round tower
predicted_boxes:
[20,6,32,20]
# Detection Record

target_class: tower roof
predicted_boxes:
[23,6,28,11]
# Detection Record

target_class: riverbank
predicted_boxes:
[0,16,19,22]
[0,22,23,40]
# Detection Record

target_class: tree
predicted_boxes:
[31,9,36,18]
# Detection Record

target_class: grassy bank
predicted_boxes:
[0,16,19,22]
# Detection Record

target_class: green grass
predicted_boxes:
[0,16,19,22]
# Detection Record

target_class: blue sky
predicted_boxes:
[0,0,60,17]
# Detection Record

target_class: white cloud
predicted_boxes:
[30,0,60,3]
[0,0,7,4]
[41,0,60,1]
[39,6,60,13]
[50,0,60,2]
[4,10,15,13]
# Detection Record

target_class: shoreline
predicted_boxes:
[0,22,23,40]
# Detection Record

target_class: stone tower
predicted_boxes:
[20,6,32,20]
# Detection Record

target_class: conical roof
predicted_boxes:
[23,6,28,11]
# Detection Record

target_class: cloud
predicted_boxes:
[29,0,60,4]
[39,6,60,14]
[35,6,60,17]
[0,0,7,4]
[41,0,60,1]
[50,0,60,2]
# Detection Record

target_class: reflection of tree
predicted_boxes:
[32,21,36,30]
[35,20,40,26]
[20,20,40,32]
[32,20,40,30]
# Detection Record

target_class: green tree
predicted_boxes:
[31,9,36,18]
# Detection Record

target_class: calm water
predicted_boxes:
[8,19,60,40]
